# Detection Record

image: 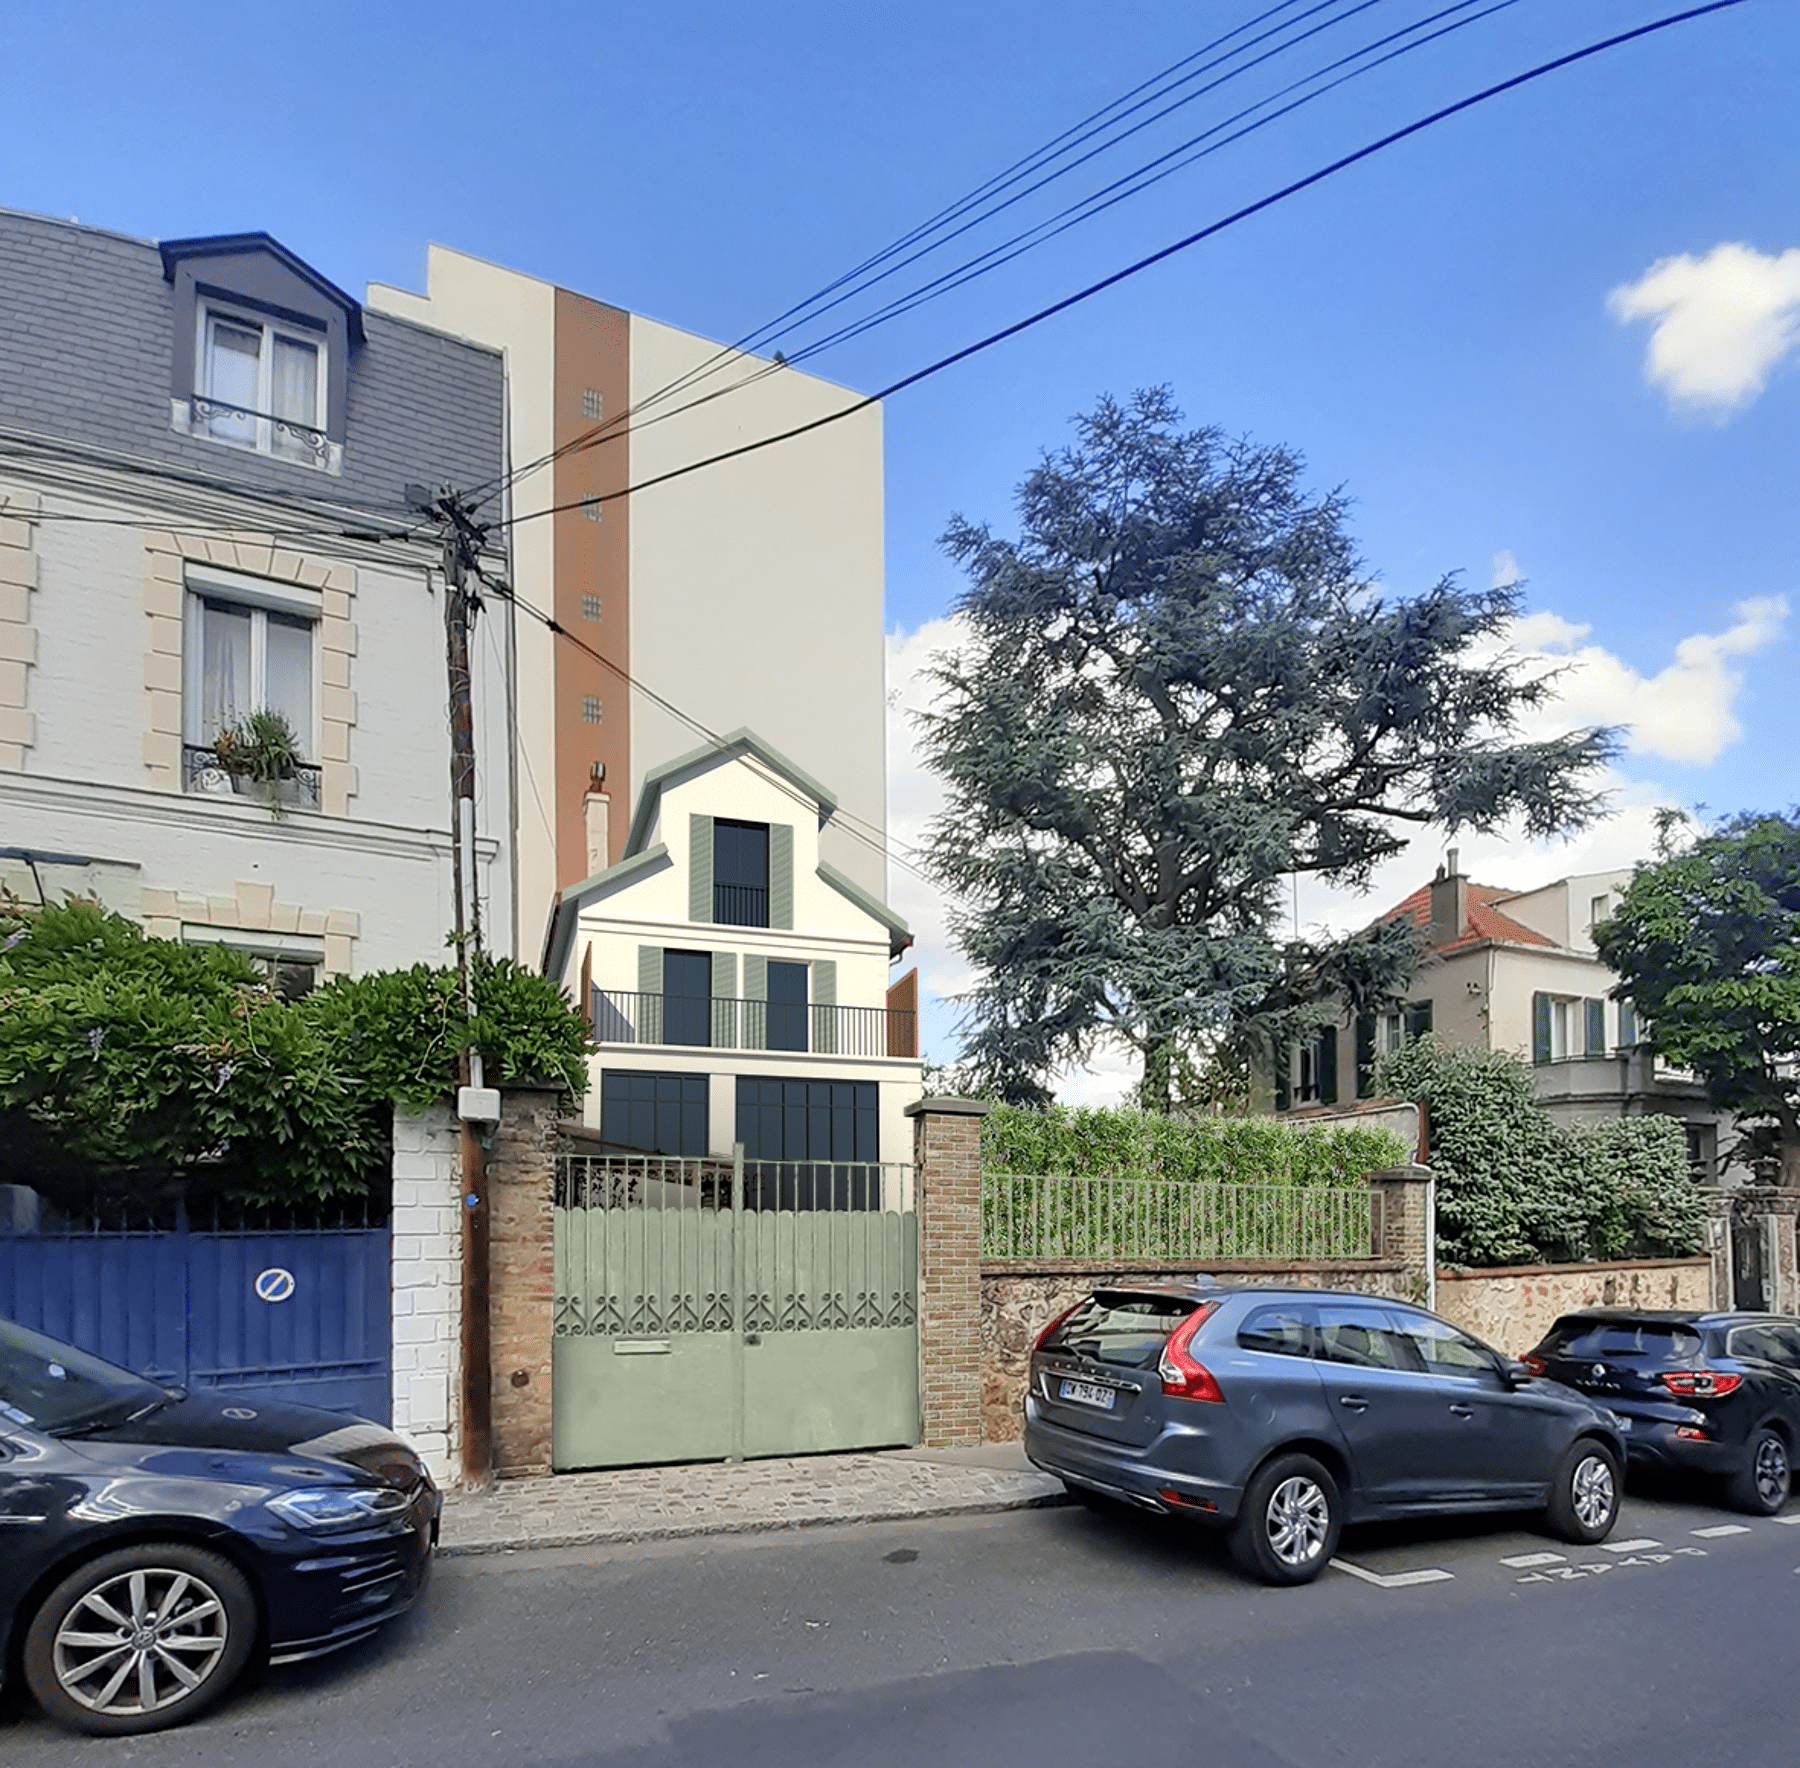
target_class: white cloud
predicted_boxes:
[1491,549,1523,589]
[1610,242,1800,416]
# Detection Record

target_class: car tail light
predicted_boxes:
[1521,1356,1546,1376]
[1675,1425,1711,1441]
[1157,1488,1217,1512]
[1659,1371,1743,1397]
[1158,1301,1223,1402]
[1033,1301,1084,1353]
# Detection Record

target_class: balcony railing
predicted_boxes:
[713,882,769,927]
[184,744,322,811]
[591,989,918,1059]
[190,394,330,467]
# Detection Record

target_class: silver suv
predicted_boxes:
[1024,1283,1624,1583]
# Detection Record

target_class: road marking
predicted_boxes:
[1692,1524,1752,1538]
[1602,1537,1662,1554]
[1330,1558,1455,1589]
[1771,1515,1800,1526]
[1616,1554,1673,1566]
[1500,1552,1566,1568]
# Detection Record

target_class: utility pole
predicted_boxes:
[413,483,499,1489]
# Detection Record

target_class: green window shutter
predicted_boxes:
[769,824,794,929]
[637,946,663,1045]
[1317,1024,1339,1105]
[743,952,767,1051]
[1618,999,1637,1047]
[712,952,738,1050]
[689,814,714,922]
[1532,992,1552,1066]
[811,958,837,1055]
[1584,997,1606,1057]
[1354,1014,1376,1099]
[1274,1046,1291,1113]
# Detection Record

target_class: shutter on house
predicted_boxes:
[1618,999,1637,1046]
[689,814,714,922]
[711,951,738,1049]
[1274,1047,1291,1113]
[1532,992,1552,1065]
[811,958,837,1055]
[743,952,767,1051]
[1584,997,1606,1057]
[1354,1014,1376,1098]
[579,942,593,1029]
[769,824,794,929]
[638,945,664,1045]
[1317,1024,1339,1105]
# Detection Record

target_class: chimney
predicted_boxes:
[583,763,610,877]
[1429,849,1467,949]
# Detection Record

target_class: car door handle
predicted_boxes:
[1448,1403,1475,1418]
[1338,1395,1369,1412]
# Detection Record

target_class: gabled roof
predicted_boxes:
[622,727,837,858]
[159,232,365,344]
[1382,880,1554,953]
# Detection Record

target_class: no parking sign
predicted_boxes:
[254,1267,296,1304]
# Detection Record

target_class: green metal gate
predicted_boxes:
[552,1149,919,1470]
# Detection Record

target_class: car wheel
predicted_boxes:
[1727,1427,1792,1516]
[1230,1453,1341,1585]
[23,1543,258,1736]
[1543,1439,1620,1545]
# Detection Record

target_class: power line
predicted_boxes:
[490,0,1752,536]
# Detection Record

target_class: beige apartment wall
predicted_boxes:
[1486,945,1623,1057]
[626,317,888,902]
[367,248,561,961]
[1500,869,1632,954]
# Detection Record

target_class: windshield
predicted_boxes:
[0,1318,168,1436]
[1537,1319,1703,1363]
[1045,1293,1198,1369]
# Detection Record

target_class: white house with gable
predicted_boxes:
[543,729,922,1174]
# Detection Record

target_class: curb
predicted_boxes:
[438,1484,1072,1559]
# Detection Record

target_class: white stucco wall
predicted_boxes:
[390,1103,462,1487]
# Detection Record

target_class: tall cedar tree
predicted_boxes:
[918,390,1617,1107]
[1595,812,1800,1187]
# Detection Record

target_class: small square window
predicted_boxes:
[581,594,602,622]
[581,495,602,522]
[581,695,603,724]
[582,389,603,421]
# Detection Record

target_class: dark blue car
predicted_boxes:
[1024,1283,1624,1583]
[1,1317,438,1735]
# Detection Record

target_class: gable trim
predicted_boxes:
[817,861,912,959]
[622,728,839,859]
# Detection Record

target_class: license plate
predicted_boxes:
[1059,1379,1115,1410]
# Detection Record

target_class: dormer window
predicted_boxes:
[197,306,328,466]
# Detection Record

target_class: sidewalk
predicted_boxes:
[438,1441,1068,1557]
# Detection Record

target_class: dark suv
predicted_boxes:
[1024,1283,1624,1583]
[1524,1309,1800,1514]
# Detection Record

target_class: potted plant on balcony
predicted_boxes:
[211,709,307,813]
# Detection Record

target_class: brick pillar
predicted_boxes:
[1367,1164,1436,1311]
[907,1097,990,1448]
[486,1087,562,1479]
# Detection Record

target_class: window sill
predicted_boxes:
[184,747,322,813]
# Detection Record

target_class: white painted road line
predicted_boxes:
[1691,1524,1753,1538]
[1330,1558,1454,1589]
[1771,1514,1800,1526]
[1601,1538,1663,1554]
[1499,1552,1567,1568]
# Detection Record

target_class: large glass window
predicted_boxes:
[714,820,769,926]
[735,1078,879,1209]
[201,308,326,464]
[600,1070,709,1156]
[1316,1305,1408,1370]
[661,950,711,1048]
[1388,1310,1497,1377]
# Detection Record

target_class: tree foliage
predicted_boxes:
[1376,1037,1704,1268]
[0,899,594,1206]
[917,389,1616,1107]
[1595,811,1800,1187]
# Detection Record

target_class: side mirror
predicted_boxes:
[1501,1358,1532,1387]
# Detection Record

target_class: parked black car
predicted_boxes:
[0,1317,439,1736]
[1523,1309,1800,1514]
[1024,1283,1625,1584]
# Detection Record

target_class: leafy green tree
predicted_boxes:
[916,389,1617,1107]
[1596,811,1800,1187]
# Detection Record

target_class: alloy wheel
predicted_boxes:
[1571,1452,1616,1532]
[50,1567,232,1719]
[1754,1434,1790,1509]
[1265,1474,1331,1567]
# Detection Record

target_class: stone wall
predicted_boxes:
[982,1258,1412,1444]
[390,1104,462,1487]
[1434,1257,1713,1356]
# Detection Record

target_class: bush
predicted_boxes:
[1374,1037,1704,1268]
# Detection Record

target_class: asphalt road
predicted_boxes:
[6,1480,1799,1768]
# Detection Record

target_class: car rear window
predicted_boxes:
[1537,1319,1702,1362]
[1043,1293,1197,1369]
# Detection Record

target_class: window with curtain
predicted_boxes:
[200,307,326,465]
[185,592,318,758]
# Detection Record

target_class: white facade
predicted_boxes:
[546,732,921,1171]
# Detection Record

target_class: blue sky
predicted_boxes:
[10,1,1798,1084]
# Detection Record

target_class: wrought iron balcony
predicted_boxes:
[184,744,322,811]
[713,882,769,927]
[189,394,330,466]
[590,989,918,1059]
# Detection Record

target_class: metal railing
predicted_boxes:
[555,1151,913,1216]
[981,1172,1383,1262]
[190,394,330,465]
[713,882,769,927]
[184,744,322,810]
[590,989,917,1059]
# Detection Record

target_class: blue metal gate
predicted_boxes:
[0,1210,392,1422]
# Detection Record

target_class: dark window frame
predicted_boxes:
[713,819,770,927]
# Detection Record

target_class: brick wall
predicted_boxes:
[487,1088,563,1479]
[1367,1165,1436,1308]
[390,1104,462,1486]
[908,1098,989,1448]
